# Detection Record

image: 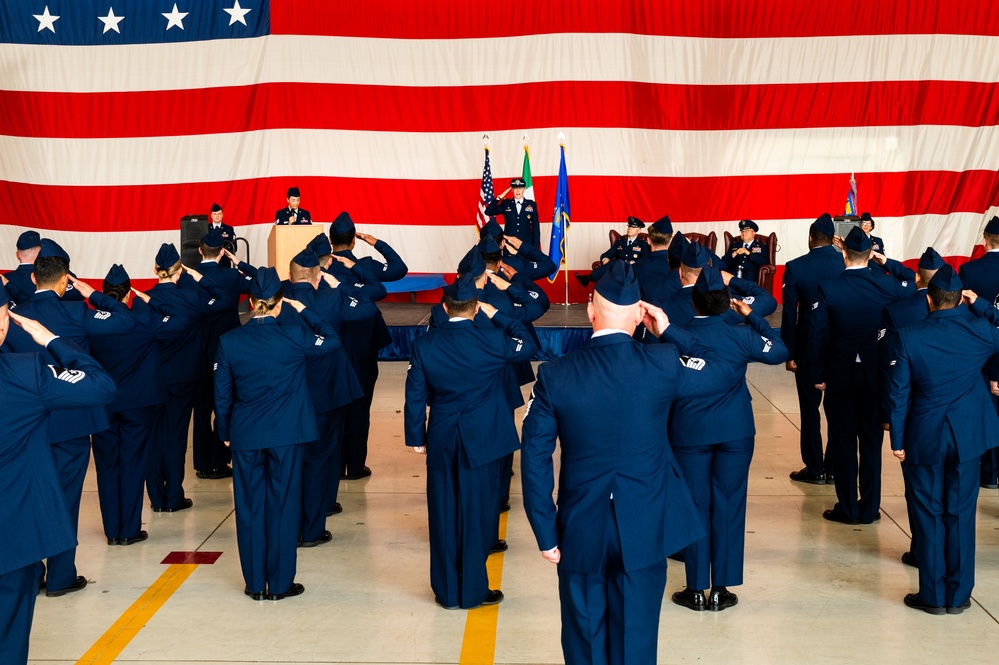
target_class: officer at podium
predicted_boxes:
[275,187,313,225]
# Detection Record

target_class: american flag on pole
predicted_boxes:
[3,1,999,288]
[476,146,494,230]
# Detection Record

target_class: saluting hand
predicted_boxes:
[498,187,511,199]
[183,265,203,282]
[720,270,734,285]
[130,287,151,304]
[871,251,887,265]
[486,272,511,291]
[283,297,305,313]
[477,302,498,319]
[963,289,979,306]
[639,300,669,337]
[9,310,59,347]
[504,236,522,252]
[730,298,752,317]
[497,262,518,280]
[319,272,340,288]
[332,254,355,270]
[832,235,845,251]
[354,232,378,246]
[68,275,95,299]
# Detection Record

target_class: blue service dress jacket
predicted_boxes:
[886,302,999,464]
[404,312,538,469]
[959,250,999,306]
[0,337,117,575]
[3,264,35,306]
[502,242,557,282]
[723,238,769,282]
[600,235,650,265]
[5,290,135,441]
[274,207,312,224]
[807,260,916,389]
[484,197,541,248]
[145,278,226,386]
[338,240,409,282]
[520,326,734,573]
[667,312,789,446]
[634,251,680,306]
[214,308,341,451]
[661,277,776,329]
[779,244,845,364]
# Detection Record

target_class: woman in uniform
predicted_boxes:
[214,268,341,600]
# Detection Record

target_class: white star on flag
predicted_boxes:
[98,7,125,34]
[33,6,60,33]
[224,0,252,26]
[162,3,188,31]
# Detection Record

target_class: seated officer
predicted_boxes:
[577,216,651,287]
[275,187,313,225]
[723,219,769,282]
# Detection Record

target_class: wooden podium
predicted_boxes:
[267,225,323,280]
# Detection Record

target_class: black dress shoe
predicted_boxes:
[46,575,88,598]
[947,600,972,615]
[196,466,233,480]
[298,531,333,548]
[822,508,860,525]
[708,587,738,611]
[152,498,193,513]
[267,582,305,601]
[499,502,511,513]
[861,513,881,525]
[326,503,343,516]
[981,482,999,490]
[480,589,504,606]
[901,551,918,567]
[121,530,149,546]
[671,588,707,611]
[904,593,944,615]
[107,537,122,546]
[490,539,508,554]
[825,473,835,482]
[343,466,372,481]
[789,468,826,485]
[244,588,265,601]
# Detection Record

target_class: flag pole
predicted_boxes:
[559,132,569,306]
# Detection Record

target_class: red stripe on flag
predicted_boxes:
[271,0,999,39]
[6,80,999,139]
[3,171,997,234]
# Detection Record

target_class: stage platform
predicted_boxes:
[377,302,784,361]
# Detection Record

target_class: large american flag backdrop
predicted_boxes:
[3,1,999,302]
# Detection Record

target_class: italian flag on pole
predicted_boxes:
[522,144,535,202]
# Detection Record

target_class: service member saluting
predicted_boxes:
[214,268,342,600]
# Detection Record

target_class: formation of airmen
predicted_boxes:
[3,177,999,663]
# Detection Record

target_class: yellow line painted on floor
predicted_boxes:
[459,510,509,665]
[75,563,199,665]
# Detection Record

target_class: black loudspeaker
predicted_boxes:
[180,215,209,269]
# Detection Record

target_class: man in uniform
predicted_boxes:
[633,215,677,304]
[782,213,846,484]
[879,246,945,568]
[207,203,237,267]
[404,274,538,609]
[723,219,769,282]
[520,261,730,664]
[275,187,313,225]
[4,230,41,306]
[484,177,540,247]
[3,239,134,597]
[327,212,406,480]
[808,226,915,525]
[886,266,999,614]
[191,229,257,480]
[958,215,999,489]
[0,289,117,663]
